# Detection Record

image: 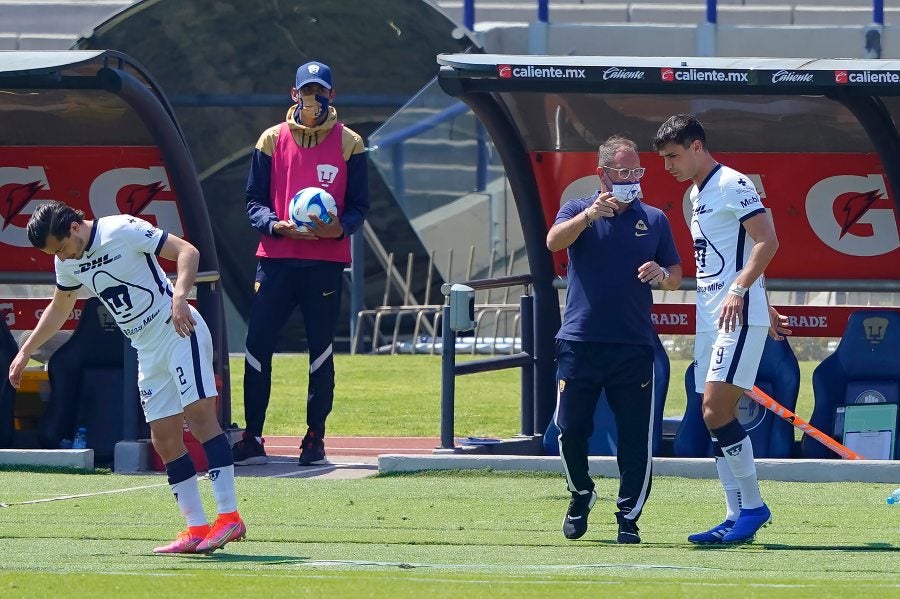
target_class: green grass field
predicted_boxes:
[1,469,898,597]
[228,355,819,440]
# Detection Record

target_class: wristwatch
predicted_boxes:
[660,267,670,281]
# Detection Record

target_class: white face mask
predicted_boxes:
[611,182,642,203]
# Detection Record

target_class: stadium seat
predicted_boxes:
[674,336,800,458]
[40,297,141,462]
[802,310,900,460]
[0,316,18,448]
[543,334,669,457]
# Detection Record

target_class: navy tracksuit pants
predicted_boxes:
[243,258,344,439]
[555,339,655,522]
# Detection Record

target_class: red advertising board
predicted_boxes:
[650,303,900,337]
[533,151,900,279]
[0,147,185,273]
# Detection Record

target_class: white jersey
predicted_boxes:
[690,164,770,332]
[55,215,174,350]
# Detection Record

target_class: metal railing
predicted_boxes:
[368,100,489,204]
[460,0,884,28]
[439,274,534,450]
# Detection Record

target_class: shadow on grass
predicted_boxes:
[154,553,311,565]
[690,542,898,552]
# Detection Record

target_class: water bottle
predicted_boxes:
[72,427,88,450]
[887,488,900,505]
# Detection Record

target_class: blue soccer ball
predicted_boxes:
[289,187,336,231]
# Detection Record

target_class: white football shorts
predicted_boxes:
[694,326,768,394]
[137,306,217,422]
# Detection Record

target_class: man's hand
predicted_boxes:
[8,350,30,389]
[637,261,668,285]
[768,306,792,340]
[273,220,318,240]
[306,212,343,239]
[584,192,617,224]
[171,297,197,338]
[718,294,744,333]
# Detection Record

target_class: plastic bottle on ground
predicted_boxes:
[72,427,88,450]
[886,488,900,505]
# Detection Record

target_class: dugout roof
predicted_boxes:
[437,54,900,432]
[0,49,231,421]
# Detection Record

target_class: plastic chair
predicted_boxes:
[674,336,801,458]
[802,310,900,460]
[543,334,670,457]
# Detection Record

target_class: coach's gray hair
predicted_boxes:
[597,135,637,167]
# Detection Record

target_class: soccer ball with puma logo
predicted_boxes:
[289,187,336,232]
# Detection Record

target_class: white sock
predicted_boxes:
[170,476,208,527]
[719,434,764,509]
[207,464,238,514]
[714,455,741,521]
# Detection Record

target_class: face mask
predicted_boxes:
[611,181,642,203]
[298,93,330,119]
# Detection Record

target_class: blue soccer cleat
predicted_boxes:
[720,503,771,544]
[687,519,735,544]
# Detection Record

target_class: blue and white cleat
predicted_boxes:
[721,503,771,544]
[687,519,735,544]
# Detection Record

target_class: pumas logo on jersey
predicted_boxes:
[558,379,566,394]
[317,164,339,187]
[635,220,648,236]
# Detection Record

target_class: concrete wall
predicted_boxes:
[479,21,897,58]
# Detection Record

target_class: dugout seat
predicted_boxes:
[39,297,141,462]
[0,316,17,448]
[674,336,800,458]
[543,334,670,457]
[801,310,900,460]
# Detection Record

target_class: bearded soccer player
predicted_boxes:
[9,201,245,554]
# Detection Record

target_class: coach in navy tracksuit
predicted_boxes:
[547,135,681,544]
[232,60,369,467]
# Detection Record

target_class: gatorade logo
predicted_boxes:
[806,174,899,256]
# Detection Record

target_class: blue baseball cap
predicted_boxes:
[295,61,332,90]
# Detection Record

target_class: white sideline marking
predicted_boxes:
[0,481,170,507]
[269,463,374,478]
[0,461,376,506]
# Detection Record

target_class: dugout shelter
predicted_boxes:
[0,50,230,454]
[437,54,900,437]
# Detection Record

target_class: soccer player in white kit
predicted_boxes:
[652,115,791,544]
[8,201,246,554]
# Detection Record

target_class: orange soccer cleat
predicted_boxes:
[196,515,246,553]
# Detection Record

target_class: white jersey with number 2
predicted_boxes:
[690,164,770,333]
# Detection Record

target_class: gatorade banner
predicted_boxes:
[0,147,185,273]
[533,151,900,280]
